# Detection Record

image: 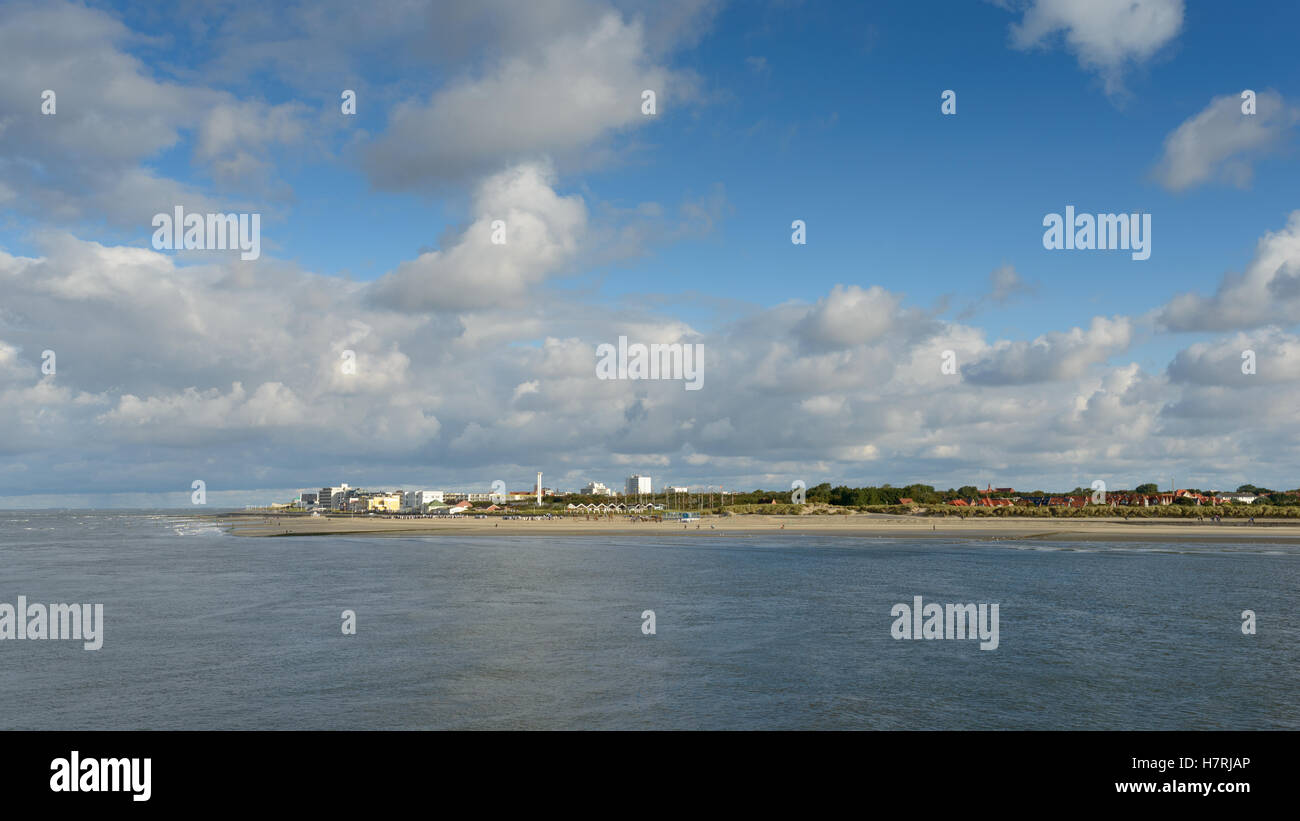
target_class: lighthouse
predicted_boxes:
[536,472,543,506]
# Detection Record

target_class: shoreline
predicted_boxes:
[211,513,1300,544]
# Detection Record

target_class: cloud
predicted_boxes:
[195,0,719,84]
[1004,0,1184,94]
[4,230,1300,496]
[1156,211,1300,331]
[195,100,312,189]
[365,162,587,312]
[1166,328,1300,385]
[988,264,1031,304]
[361,12,696,189]
[957,264,1036,319]
[1152,91,1298,191]
[0,0,311,227]
[99,382,313,445]
[962,316,1133,385]
[795,284,933,351]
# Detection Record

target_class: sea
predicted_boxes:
[1,510,1295,730]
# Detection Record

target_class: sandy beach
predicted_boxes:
[214,513,1300,544]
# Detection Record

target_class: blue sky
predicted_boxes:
[2,0,1300,505]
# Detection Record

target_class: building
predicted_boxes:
[626,475,652,497]
[580,481,615,496]
[299,492,318,507]
[1218,492,1259,504]
[403,490,443,510]
[367,493,402,512]
[319,484,350,510]
[665,485,689,494]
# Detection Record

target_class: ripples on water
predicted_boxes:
[0,510,1295,730]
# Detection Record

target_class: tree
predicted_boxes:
[903,484,940,503]
[1135,483,1159,494]
[829,485,856,506]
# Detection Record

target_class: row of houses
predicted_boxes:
[298,475,667,512]
[301,484,548,513]
[943,487,1272,508]
[566,502,665,513]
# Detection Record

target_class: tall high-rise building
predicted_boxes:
[625,475,652,497]
[317,483,351,509]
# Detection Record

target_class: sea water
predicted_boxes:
[0,511,1295,729]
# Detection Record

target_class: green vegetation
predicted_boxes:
[718,484,1300,518]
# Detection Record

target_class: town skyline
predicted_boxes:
[4,471,1290,511]
[3,1,1300,507]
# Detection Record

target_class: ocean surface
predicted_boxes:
[1,510,1296,730]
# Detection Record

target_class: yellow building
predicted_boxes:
[366,493,402,512]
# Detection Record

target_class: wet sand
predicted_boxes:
[215,513,1300,544]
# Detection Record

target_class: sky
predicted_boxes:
[2,0,1300,507]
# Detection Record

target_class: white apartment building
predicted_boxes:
[403,490,444,510]
[625,475,652,497]
[581,481,615,496]
[428,491,494,503]
[319,484,350,510]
